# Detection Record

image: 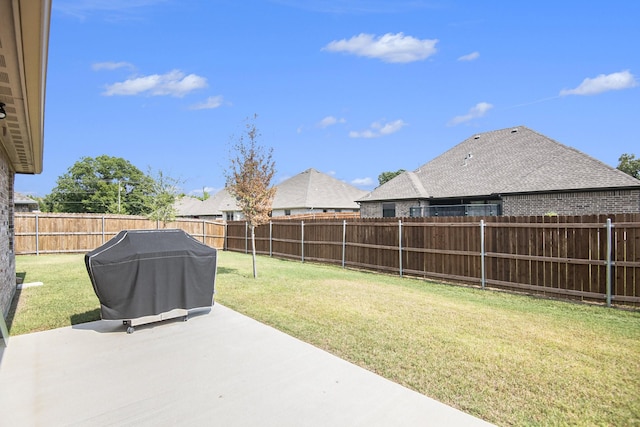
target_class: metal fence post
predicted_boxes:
[480,220,486,290]
[342,220,347,268]
[398,219,403,277]
[102,215,106,244]
[301,221,305,262]
[224,222,228,251]
[606,218,613,307]
[245,222,248,254]
[35,212,39,256]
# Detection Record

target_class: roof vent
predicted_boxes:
[473,135,480,139]
[511,128,518,133]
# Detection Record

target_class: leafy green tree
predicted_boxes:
[194,188,210,201]
[617,153,640,179]
[146,169,183,226]
[378,169,406,186]
[224,115,276,278]
[47,155,153,214]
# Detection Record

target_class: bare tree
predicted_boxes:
[225,116,277,278]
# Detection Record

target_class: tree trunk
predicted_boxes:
[251,225,258,278]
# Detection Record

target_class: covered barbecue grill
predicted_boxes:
[85,229,217,333]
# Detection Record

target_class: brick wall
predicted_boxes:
[360,190,640,218]
[359,200,420,218]
[503,190,640,216]
[0,148,15,317]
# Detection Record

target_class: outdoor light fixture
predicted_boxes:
[0,103,6,120]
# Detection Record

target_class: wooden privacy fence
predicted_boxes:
[225,214,640,307]
[15,213,225,254]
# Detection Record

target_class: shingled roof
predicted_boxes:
[359,126,640,202]
[273,168,367,209]
[174,189,240,217]
[175,168,367,217]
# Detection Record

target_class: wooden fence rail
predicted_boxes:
[15,213,226,254]
[14,213,640,307]
[225,214,640,307]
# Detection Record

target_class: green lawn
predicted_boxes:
[11,252,640,426]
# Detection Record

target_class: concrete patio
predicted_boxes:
[0,304,493,426]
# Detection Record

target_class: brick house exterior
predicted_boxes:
[0,0,51,340]
[0,151,15,317]
[502,190,640,216]
[358,126,640,218]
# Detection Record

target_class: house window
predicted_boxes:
[382,203,396,217]
[285,209,291,216]
[225,212,234,221]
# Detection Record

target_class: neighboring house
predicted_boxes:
[175,168,367,220]
[269,168,366,217]
[14,192,39,212]
[174,190,237,221]
[174,196,206,218]
[0,1,51,332]
[358,126,640,218]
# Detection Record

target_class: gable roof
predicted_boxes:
[175,169,368,217]
[14,192,39,207]
[174,196,203,216]
[174,190,239,217]
[359,126,640,202]
[273,168,367,209]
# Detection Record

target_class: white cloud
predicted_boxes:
[103,70,207,97]
[447,102,493,126]
[351,177,374,186]
[458,51,479,62]
[189,96,224,110]
[560,70,637,96]
[322,32,438,63]
[349,119,407,138]
[92,61,135,71]
[317,116,346,128]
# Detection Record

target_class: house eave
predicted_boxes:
[0,0,51,175]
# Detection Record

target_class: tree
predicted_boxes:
[378,169,406,186]
[146,169,183,226]
[47,155,153,214]
[617,153,640,179]
[224,116,277,278]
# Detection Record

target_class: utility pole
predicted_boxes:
[117,179,121,213]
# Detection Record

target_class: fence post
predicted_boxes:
[269,221,273,257]
[301,221,305,262]
[35,212,39,256]
[245,222,248,254]
[606,218,613,307]
[342,220,347,268]
[398,219,403,277]
[202,220,206,244]
[224,222,228,251]
[480,220,486,290]
[102,215,105,244]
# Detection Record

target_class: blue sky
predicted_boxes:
[16,0,640,198]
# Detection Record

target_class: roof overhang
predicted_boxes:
[0,0,51,174]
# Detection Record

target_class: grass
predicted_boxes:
[11,251,640,426]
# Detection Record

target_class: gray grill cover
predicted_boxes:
[85,229,216,321]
